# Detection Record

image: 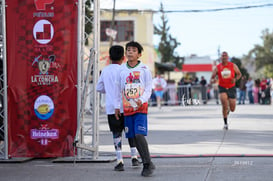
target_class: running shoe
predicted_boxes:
[141,162,155,177]
[114,162,124,171]
[223,124,228,130]
[132,158,140,166]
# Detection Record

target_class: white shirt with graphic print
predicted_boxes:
[115,61,152,116]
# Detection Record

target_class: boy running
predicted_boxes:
[115,41,155,177]
[96,45,140,171]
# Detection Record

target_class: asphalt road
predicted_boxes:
[1,103,273,181]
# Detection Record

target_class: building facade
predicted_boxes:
[182,55,214,82]
[99,9,156,73]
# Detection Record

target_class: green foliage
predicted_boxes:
[264,65,273,78]
[154,3,184,70]
[231,57,249,87]
[247,29,273,76]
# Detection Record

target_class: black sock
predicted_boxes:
[128,137,136,147]
[224,118,227,125]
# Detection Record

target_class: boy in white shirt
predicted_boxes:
[96,45,139,171]
[115,41,155,177]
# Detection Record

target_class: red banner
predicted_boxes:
[6,0,78,157]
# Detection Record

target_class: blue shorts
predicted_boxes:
[124,113,148,138]
[154,90,164,98]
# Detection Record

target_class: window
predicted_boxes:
[101,20,134,42]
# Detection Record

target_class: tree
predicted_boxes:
[231,57,249,87]
[154,3,184,72]
[246,29,273,78]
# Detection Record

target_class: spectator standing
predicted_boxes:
[245,77,254,104]
[200,76,207,104]
[238,76,247,104]
[263,82,272,104]
[152,73,167,109]
[253,79,261,104]
[167,80,177,105]
[260,78,267,104]
[178,77,186,105]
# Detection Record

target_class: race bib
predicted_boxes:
[124,83,141,99]
[221,68,231,79]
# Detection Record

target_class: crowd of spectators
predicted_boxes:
[149,75,273,106]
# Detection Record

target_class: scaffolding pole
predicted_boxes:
[74,0,100,160]
[92,0,100,159]
[1,0,8,160]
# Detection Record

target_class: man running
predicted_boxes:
[210,51,242,130]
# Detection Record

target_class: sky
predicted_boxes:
[100,0,273,59]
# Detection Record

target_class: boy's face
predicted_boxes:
[126,46,141,62]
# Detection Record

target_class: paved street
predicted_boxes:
[1,103,273,181]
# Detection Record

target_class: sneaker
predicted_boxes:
[223,124,228,130]
[141,162,155,177]
[114,162,124,171]
[149,161,156,170]
[132,158,140,167]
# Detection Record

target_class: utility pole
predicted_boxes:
[109,0,116,48]
[217,45,221,63]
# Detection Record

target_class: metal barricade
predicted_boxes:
[149,84,207,106]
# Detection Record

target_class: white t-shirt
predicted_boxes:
[96,64,123,114]
[115,61,152,116]
[152,77,167,91]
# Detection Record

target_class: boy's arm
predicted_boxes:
[96,73,105,93]
[162,78,167,89]
[114,71,121,119]
[138,68,152,104]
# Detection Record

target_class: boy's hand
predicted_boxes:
[115,109,121,120]
[135,99,142,108]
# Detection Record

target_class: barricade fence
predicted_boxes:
[149,84,213,106]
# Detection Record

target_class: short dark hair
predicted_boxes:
[125,41,143,54]
[109,45,124,61]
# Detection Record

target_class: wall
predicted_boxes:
[99,9,156,74]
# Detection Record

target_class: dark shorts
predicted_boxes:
[107,114,124,133]
[218,85,236,99]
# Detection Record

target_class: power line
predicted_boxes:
[158,3,273,13]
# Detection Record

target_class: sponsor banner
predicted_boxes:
[6,0,78,157]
